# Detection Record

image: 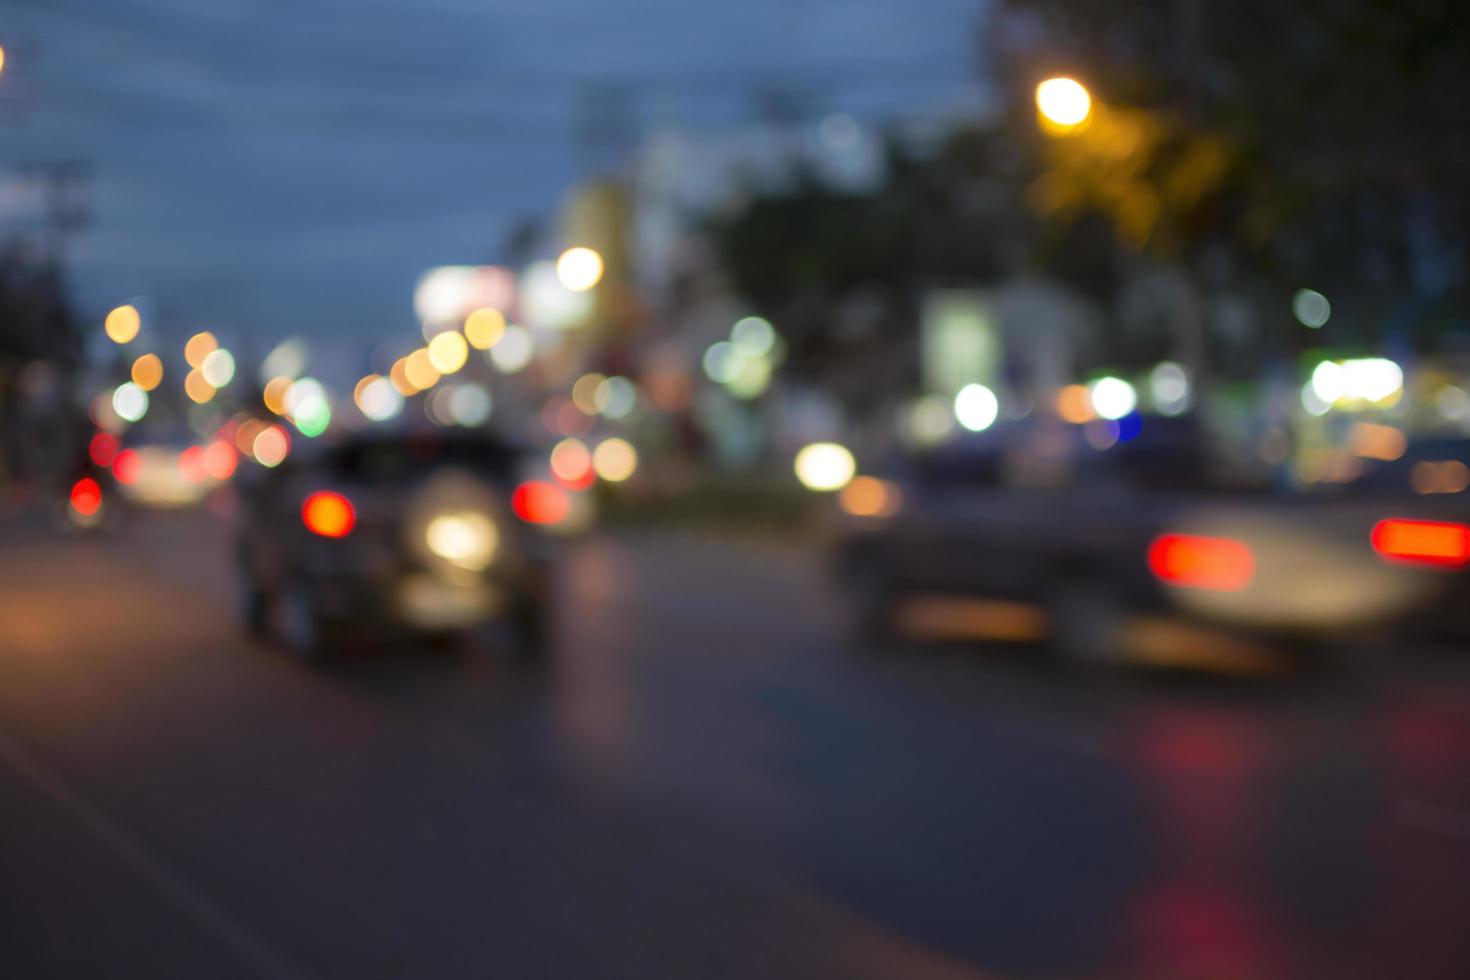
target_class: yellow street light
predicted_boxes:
[427,330,469,375]
[104,304,141,344]
[130,353,164,391]
[463,307,506,350]
[184,368,216,404]
[555,246,604,292]
[184,331,218,368]
[1036,76,1092,131]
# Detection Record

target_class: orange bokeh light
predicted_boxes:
[302,491,356,538]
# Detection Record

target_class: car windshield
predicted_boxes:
[915,417,1233,494]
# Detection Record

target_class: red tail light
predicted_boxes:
[302,491,355,538]
[112,449,140,485]
[179,446,207,484]
[70,477,103,516]
[203,440,237,481]
[1371,519,1470,569]
[1148,534,1254,591]
[89,432,119,468]
[512,481,570,525]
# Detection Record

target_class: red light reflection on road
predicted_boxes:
[1125,711,1283,978]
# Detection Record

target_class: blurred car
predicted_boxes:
[836,419,1470,665]
[107,424,237,510]
[235,431,560,660]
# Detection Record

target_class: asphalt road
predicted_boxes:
[3,505,1470,979]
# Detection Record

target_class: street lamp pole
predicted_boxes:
[1033,75,1209,396]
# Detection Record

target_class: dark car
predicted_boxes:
[837,419,1470,666]
[235,431,559,660]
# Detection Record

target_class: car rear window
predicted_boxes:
[327,435,519,484]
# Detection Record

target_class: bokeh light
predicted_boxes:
[425,513,499,571]
[1310,361,1345,404]
[89,432,119,468]
[200,348,236,387]
[1293,289,1331,329]
[253,425,290,467]
[572,373,606,415]
[1341,358,1404,404]
[178,445,206,484]
[555,247,605,292]
[131,353,164,391]
[204,440,238,481]
[1057,384,1096,424]
[594,376,637,418]
[522,261,592,329]
[954,383,999,432]
[405,348,441,390]
[104,305,141,344]
[70,477,103,517]
[184,369,216,404]
[908,396,956,445]
[726,358,771,400]
[512,481,570,525]
[302,491,355,539]
[464,308,506,350]
[1150,362,1191,416]
[489,325,533,373]
[235,419,267,456]
[184,331,218,369]
[112,449,141,484]
[550,438,594,488]
[260,375,291,414]
[794,442,856,492]
[839,476,902,518]
[1089,377,1137,421]
[427,330,469,375]
[358,375,405,422]
[1036,77,1092,128]
[285,378,332,437]
[703,342,743,384]
[1412,460,1470,495]
[731,316,777,357]
[1349,422,1407,462]
[446,383,492,426]
[592,437,638,482]
[389,358,417,396]
[112,382,149,422]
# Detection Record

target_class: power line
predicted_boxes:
[18,0,972,97]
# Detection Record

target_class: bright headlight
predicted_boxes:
[425,512,499,571]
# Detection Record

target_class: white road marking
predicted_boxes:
[0,725,316,980]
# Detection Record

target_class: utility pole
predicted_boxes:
[573,81,637,178]
[20,160,92,262]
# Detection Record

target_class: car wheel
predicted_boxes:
[510,598,550,660]
[274,583,331,662]
[237,573,270,638]
[846,560,899,646]
[1047,581,1124,667]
